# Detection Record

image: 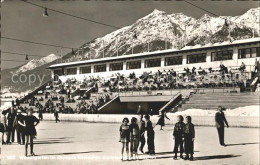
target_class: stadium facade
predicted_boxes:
[48,37,260,82]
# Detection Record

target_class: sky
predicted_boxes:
[1,0,259,69]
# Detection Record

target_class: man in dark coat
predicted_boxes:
[215,106,229,146]
[144,114,155,155]
[138,115,146,153]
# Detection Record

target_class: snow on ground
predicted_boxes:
[0,90,31,110]
[175,105,260,117]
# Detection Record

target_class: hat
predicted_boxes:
[17,110,22,113]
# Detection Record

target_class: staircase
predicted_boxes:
[181,92,260,110]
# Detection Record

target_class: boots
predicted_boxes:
[25,144,28,157]
[173,153,177,160]
[184,154,189,160]
[189,154,194,161]
[30,143,35,156]
[180,153,184,159]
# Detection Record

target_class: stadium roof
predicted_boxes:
[47,37,260,69]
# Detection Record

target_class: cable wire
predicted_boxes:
[183,0,257,30]
[2,51,46,57]
[2,36,75,49]
[1,59,28,62]
[21,0,120,29]
[183,0,219,17]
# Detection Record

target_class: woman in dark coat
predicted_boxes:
[156,111,170,130]
[18,108,39,156]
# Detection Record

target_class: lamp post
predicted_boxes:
[102,40,105,58]
[165,28,168,50]
[60,47,63,63]
[116,37,119,56]
[131,34,134,54]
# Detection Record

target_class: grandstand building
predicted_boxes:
[48,38,260,82]
[14,37,260,114]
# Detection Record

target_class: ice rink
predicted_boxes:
[1,121,259,165]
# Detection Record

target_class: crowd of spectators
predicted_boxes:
[15,62,253,115]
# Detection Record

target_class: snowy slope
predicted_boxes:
[16,54,58,73]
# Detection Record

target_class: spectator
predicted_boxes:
[239,62,246,72]
[255,58,259,73]
[208,67,212,73]
[192,67,196,74]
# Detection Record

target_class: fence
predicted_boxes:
[41,113,259,128]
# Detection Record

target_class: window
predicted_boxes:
[126,60,141,70]
[211,50,233,61]
[80,66,91,74]
[66,68,77,75]
[187,53,206,64]
[94,64,106,73]
[109,62,123,71]
[165,56,182,66]
[145,58,161,68]
[54,69,62,76]
[238,47,260,59]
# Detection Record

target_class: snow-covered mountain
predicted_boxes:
[64,7,259,62]
[15,54,58,73]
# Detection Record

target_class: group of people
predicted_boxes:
[0,107,40,156]
[119,114,195,161]
[119,105,229,161]
[119,115,155,161]
[75,100,98,114]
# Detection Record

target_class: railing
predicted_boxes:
[117,89,181,97]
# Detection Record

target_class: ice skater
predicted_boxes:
[15,110,25,145]
[6,107,17,144]
[215,106,229,146]
[183,116,195,161]
[129,117,139,160]
[38,109,43,121]
[18,109,40,156]
[54,110,60,123]
[155,111,170,130]
[173,115,185,160]
[119,117,130,161]
[0,110,8,145]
